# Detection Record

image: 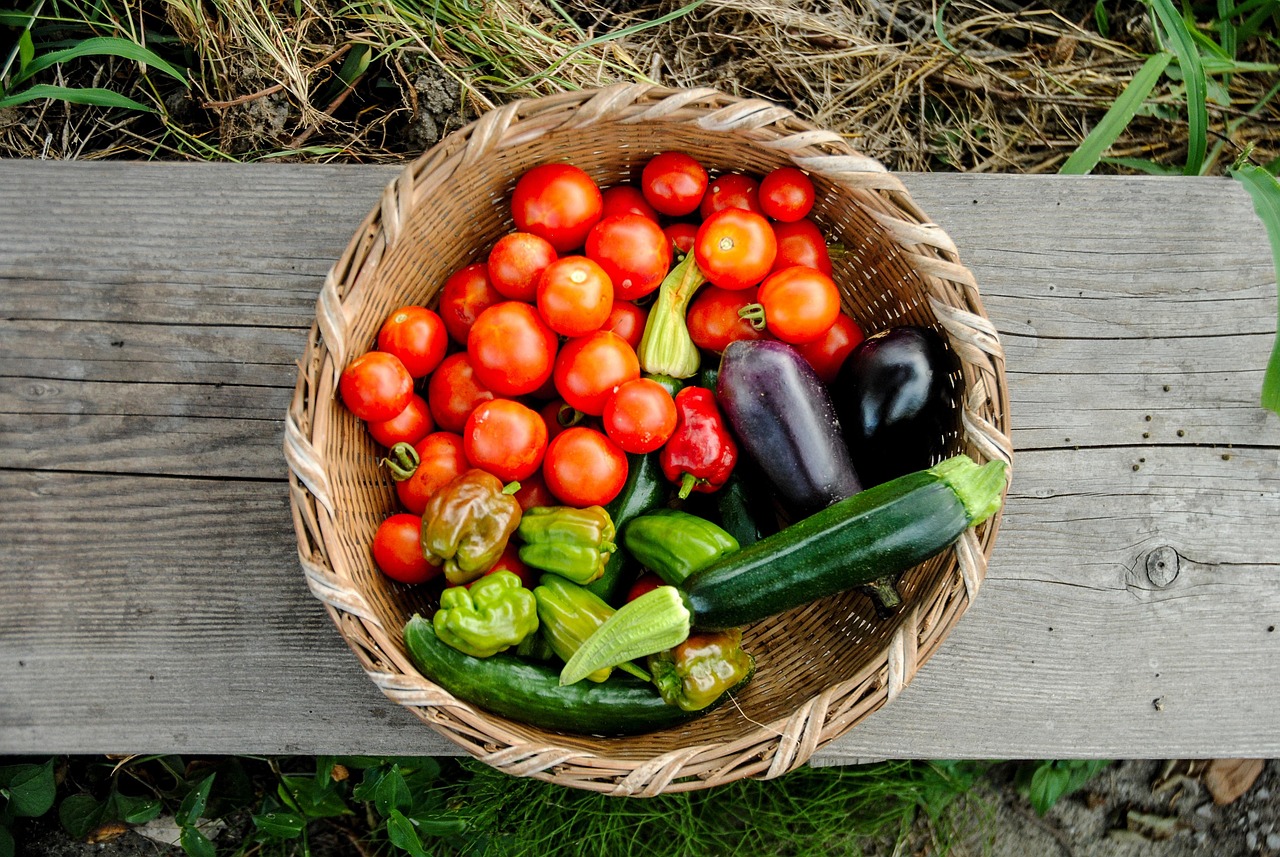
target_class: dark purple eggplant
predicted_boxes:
[716,339,862,516]
[832,326,959,488]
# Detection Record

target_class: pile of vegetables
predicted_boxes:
[337,152,1007,736]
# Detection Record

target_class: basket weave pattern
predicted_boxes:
[284,84,1013,796]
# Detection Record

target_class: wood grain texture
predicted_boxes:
[1,162,1277,760]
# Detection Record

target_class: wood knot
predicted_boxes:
[1145,546,1180,588]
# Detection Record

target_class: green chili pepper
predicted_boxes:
[433,570,538,658]
[517,505,617,586]
[622,509,739,586]
[533,573,648,683]
[648,627,756,712]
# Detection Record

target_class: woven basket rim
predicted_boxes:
[284,83,1013,796]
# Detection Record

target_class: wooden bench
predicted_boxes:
[2,161,1278,764]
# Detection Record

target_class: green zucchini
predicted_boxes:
[586,450,669,604]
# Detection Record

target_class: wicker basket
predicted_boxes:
[284,84,1013,796]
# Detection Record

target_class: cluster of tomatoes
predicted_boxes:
[339,152,865,586]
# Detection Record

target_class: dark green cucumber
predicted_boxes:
[680,455,1006,630]
[586,450,669,604]
[403,615,701,736]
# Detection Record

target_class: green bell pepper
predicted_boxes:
[533,573,648,683]
[517,505,617,586]
[622,508,739,586]
[648,627,756,712]
[433,570,538,658]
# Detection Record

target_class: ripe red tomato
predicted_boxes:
[600,184,659,222]
[625,572,664,603]
[513,469,556,512]
[480,542,536,589]
[754,266,842,344]
[395,431,467,515]
[511,163,603,253]
[686,285,769,354]
[603,299,648,350]
[339,351,414,422]
[584,214,672,301]
[641,152,708,217]
[771,218,832,275]
[603,378,678,454]
[377,306,448,379]
[759,166,816,222]
[538,399,580,443]
[367,393,434,448]
[794,312,864,383]
[663,222,699,255]
[463,398,548,482]
[552,330,641,416]
[694,208,777,290]
[427,352,494,434]
[699,172,763,219]
[438,263,503,345]
[487,232,558,302]
[542,426,629,506]
[536,256,613,337]
[372,514,439,584]
[467,301,559,396]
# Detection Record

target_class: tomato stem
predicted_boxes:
[380,442,419,482]
[737,303,767,331]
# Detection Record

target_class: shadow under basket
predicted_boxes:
[284,84,1013,796]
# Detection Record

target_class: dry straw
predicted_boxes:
[284,84,1013,795]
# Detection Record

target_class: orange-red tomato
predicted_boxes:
[467,301,559,397]
[686,285,769,354]
[603,299,648,350]
[759,166,816,222]
[601,184,659,222]
[771,218,832,275]
[641,152,708,217]
[511,163,603,253]
[339,351,414,422]
[437,263,503,345]
[377,306,448,379]
[395,432,467,515]
[584,214,671,301]
[366,393,434,448]
[794,313,864,383]
[372,513,440,584]
[754,266,842,344]
[463,398,548,483]
[663,222,699,255]
[536,256,614,337]
[694,208,777,290]
[699,172,763,219]
[427,352,494,434]
[625,572,664,603]
[552,330,641,416]
[487,232,558,302]
[542,426,629,507]
[512,469,556,512]
[603,378,678,454]
[480,542,536,589]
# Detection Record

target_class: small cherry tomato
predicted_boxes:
[395,431,468,515]
[438,263,503,345]
[427,352,494,434]
[513,469,556,512]
[625,572,664,603]
[694,208,777,290]
[686,285,769,354]
[553,330,641,416]
[542,426,629,507]
[699,172,763,219]
[480,541,536,589]
[793,312,865,383]
[536,256,614,337]
[604,299,648,350]
[487,232,558,302]
[372,513,440,584]
[511,163,603,253]
[750,266,842,345]
[641,152,708,217]
[771,218,832,275]
[377,306,448,379]
[467,301,559,397]
[463,398,548,482]
[663,222,699,255]
[585,214,672,301]
[759,166,816,222]
[339,351,414,422]
[367,393,434,448]
[601,184,659,222]
[603,378,678,454]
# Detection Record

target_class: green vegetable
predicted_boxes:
[649,628,756,712]
[433,571,538,658]
[586,451,669,604]
[403,615,708,737]
[517,505,616,585]
[636,251,707,378]
[644,373,685,398]
[533,574,650,683]
[623,509,739,586]
[713,472,763,547]
[420,469,523,586]
[560,585,691,686]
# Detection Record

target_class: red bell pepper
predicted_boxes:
[660,387,738,499]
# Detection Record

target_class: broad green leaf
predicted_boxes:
[1060,52,1172,174]
[386,809,429,857]
[1028,763,1072,815]
[279,774,350,819]
[1149,0,1208,175]
[110,792,163,825]
[179,825,216,857]
[177,774,214,827]
[374,766,412,817]
[4,760,55,818]
[58,795,105,839]
[1094,0,1110,37]
[1230,163,1280,415]
[410,811,467,838]
[0,84,153,111]
[18,30,35,72]
[253,808,306,839]
[11,36,187,86]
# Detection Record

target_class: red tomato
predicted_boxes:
[601,184,659,222]
[771,218,832,275]
[395,432,467,515]
[663,222,699,255]
[536,256,614,337]
[641,152,708,217]
[511,163,603,253]
[759,166,816,222]
[686,285,769,354]
[427,352,494,434]
[438,263,503,345]
[603,299,648,350]
[552,330,641,416]
[512,470,556,512]
[487,232,558,302]
[625,572,664,603]
[539,399,580,443]
[339,351,414,422]
[603,378,677,454]
[794,313,864,383]
[584,214,672,301]
[542,426,629,507]
[372,514,439,584]
[467,301,559,397]
[480,541,536,589]
[754,266,842,344]
[699,172,763,219]
[377,306,448,379]
[367,393,434,448]
[694,208,777,290]
[463,398,548,482]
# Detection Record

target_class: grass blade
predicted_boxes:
[11,35,187,87]
[1230,163,1280,415]
[1100,156,1183,175]
[1060,52,1171,174]
[1149,0,1208,175]
[0,83,153,110]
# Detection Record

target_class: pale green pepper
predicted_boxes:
[433,570,538,658]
